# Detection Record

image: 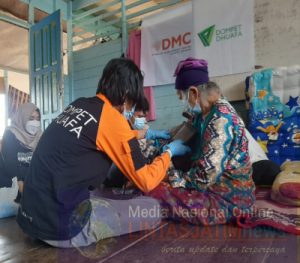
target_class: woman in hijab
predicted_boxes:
[1,102,42,201]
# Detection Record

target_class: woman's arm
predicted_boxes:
[96,103,171,193]
[185,116,233,191]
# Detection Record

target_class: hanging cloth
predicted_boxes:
[127,30,156,121]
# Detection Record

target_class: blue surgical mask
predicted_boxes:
[133,117,146,130]
[123,105,135,120]
[123,110,133,120]
[192,103,201,114]
[187,103,201,115]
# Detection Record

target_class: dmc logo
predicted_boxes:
[198,25,215,47]
[159,32,191,51]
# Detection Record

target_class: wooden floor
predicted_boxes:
[0,216,299,263]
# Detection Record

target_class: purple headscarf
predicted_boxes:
[174,57,209,90]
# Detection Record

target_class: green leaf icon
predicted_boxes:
[198,25,215,47]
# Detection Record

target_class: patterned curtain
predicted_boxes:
[7,85,30,118]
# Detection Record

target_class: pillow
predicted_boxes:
[280,161,300,172]
[271,161,300,206]
[279,183,300,200]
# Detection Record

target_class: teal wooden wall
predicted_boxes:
[150,84,185,130]
[150,88,247,130]
[73,39,122,99]
[71,39,184,130]
[71,40,246,130]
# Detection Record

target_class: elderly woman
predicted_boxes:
[148,80,255,225]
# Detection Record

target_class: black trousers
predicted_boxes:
[252,160,281,186]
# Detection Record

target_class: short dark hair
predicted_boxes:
[96,58,144,106]
[135,97,149,114]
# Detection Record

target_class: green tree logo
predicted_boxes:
[198,25,215,47]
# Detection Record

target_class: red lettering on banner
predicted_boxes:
[171,35,182,48]
[183,32,191,45]
[161,32,191,51]
[162,38,171,50]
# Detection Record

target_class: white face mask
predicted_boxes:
[133,117,146,130]
[25,120,40,135]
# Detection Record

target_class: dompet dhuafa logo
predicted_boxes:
[198,24,242,47]
[198,25,215,47]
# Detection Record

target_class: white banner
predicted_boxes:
[141,3,193,87]
[192,0,255,77]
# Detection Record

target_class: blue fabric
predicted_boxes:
[247,69,300,165]
[0,202,18,218]
[0,178,18,219]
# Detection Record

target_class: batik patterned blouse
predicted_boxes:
[169,99,255,212]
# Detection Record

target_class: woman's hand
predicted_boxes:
[146,129,171,140]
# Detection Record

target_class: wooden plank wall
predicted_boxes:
[73,40,122,99]
[71,43,244,130]
[71,0,300,130]
[72,37,184,129]
[149,84,185,130]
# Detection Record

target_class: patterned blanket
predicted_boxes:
[237,188,300,235]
